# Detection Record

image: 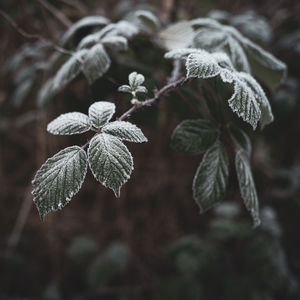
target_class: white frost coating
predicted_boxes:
[190,18,222,29]
[193,28,227,51]
[135,10,160,31]
[101,36,128,51]
[102,121,148,143]
[82,44,111,84]
[228,76,261,130]
[159,21,194,50]
[52,49,88,91]
[129,72,145,88]
[238,72,274,128]
[47,112,91,135]
[235,149,261,227]
[88,101,116,129]
[60,16,109,47]
[114,21,139,38]
[227,37,250,72]
[164,48,197,60]
[192,142,229,212]
[32,146,88,220]
[88,133,133,197]
[77,33,101,50]
[186,50,221,78]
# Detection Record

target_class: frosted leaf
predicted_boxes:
[227,37,250,72]
[47,112,91,135]
[171,119,219,154]
[77,33,100,50]
[164,48,197,60]
[190,18,222,29]
[229,124,252,156]
[37,78,56,108]
[235,149,260,227]
[102,121,148,143]
[243,39,287,87]
[228,76,261,130]
[129,72,145,88]
[238,72,273,128]
[60,16,109,47]
[212,52,234,70]
[135,10,160,32]
[83,44,111,84]
[193,28,227,51]
[220,69,235,83]
[244,39,286,71]
[192,142,229,212]
[101,36,128,51]
[135,85,148,94]
[186,50,221,78]
[13,78,34,107]
[32,146,88,220]
[114,20,139,38]
[88,133,133,197]
[159,21,194,50]
[52,49,88,91]
[88,101,116,129]
[118,85,132,93]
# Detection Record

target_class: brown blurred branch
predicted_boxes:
[0,9,74,57]
[38,0,72,28]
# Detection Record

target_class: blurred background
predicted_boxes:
[1,0,300,299]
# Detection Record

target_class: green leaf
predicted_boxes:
[135,85,148,94]
[88,133,133,197]
[171,119,219,154]
[164,48,197,60]
[83,44,111,84]
[32,146,88,220]
[128,72,145,89]
[52,50,87,91]
[88,101,115,129]
[37,78,56,108]
[135,10,160,32]
[228,76,261,130]
[47,112,91,135]
[228,124,252,156]
[101,36,128,51]
[102,121,148,143]
[159,21,194,50]
[235,149,260,227]
[227,37,250,72]
[243,39,287,88]
[185,50,221,78]
[193,142,229,212]
[238,72,274,129]
[60,16,109,47]
[193,28,227,51]
[118,85,132,93]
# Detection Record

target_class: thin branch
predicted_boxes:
[81,77,194,150]
[118,76,193,121]
[38,0,72,28]
[0,9,74,57]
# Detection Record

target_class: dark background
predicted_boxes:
[1,0,300,299]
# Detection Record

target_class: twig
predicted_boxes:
[118,76,193,121]
[81,76,193,150]
[38,0,72,28]
[0,9,74,57]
